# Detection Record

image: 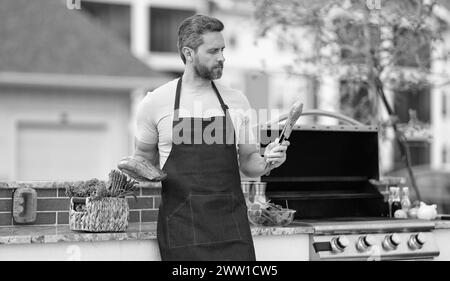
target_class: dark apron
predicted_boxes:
[157,77,256,261]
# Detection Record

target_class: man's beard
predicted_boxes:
[194,61,223,80]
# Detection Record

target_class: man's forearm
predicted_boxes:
[133,150,158,166]
[133,138,159,166]
[133,150,151,160]
[240,152,271,178]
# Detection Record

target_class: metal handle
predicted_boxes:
[264,109,365,127]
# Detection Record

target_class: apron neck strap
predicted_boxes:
[174,77,229,120]
[210,80,229,112]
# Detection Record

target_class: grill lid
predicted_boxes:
[261,124,379,183]
[260,124,385,219]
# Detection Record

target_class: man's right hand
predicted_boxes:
[118,155,166,182]
[117,138,165,182]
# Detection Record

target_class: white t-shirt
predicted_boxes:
[135,78,257,168]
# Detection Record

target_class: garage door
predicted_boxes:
[17,122,111,181]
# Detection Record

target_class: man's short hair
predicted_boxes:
[177,15,224,64]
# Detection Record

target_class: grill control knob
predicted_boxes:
[356,235,376,252]
[383,233,401,250]
[408,233,426,250]
[331,236,349,253]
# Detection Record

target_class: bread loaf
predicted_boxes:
[118,156,167,182]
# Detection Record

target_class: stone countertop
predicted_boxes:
[0,222,314,245]
[0,180,161,189]
[435,220,450,229]
[0,219,448,246]
[0,223,158,245]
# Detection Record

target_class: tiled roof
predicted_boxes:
[0,0,161,77]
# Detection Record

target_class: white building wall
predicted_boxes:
[0,86,131,181]
[317,75,340,125]
[431,29,450,171]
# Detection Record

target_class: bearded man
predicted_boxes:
[134,15,289,261]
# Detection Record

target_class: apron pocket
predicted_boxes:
[190,193,242,245]
[166,197,195,248]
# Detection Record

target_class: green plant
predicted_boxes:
[65,179,103,198]
[65,170,138,201]
[103,170,138,201]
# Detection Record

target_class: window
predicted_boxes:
[394,86,431,123]
[443,92,448,119]
[393,27,431,69]
[81,1,131,46]
[309,76,320,108]
[149,7,195,53]
[306,76,320,123]
[245,72,269,110]
[392,141,431,170]
[391,85,431,170]
[443,146,448,164]
[228,33,238,49]
[333,19,380,64]
[339,80,373,124]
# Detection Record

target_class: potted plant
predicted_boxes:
[65,170,138,232]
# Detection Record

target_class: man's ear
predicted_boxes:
[182,47,194,63]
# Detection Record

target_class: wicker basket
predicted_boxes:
[69,197,129,232]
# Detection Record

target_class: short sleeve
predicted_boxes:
[135,93,158,144]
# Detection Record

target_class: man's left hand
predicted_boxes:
[264,138,290,169]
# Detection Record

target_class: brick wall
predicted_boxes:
[0,182,161,226]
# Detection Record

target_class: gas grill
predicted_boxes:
[259,110,440,260]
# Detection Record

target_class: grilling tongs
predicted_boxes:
[265,101,303,168]
[277,101,303,144]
